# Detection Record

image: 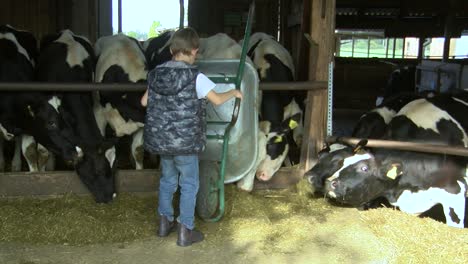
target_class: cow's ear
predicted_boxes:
[385,163,403,180]
[353,139,368,153]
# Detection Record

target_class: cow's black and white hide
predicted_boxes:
[375,65,416,106]
[37,29,117,203]
[243,32,304,173]
[0,25,37,172]
[237,113,301,191]
[321,94,468,228]
[197,33,245,60]
[143,30,174,70]
[306,93,423,196]
[94,34,147,169]
[352,93,422,139]
[0,25,82,172]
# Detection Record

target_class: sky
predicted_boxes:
[112,0,188,33]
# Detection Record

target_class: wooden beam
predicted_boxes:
[253,166,304,190]
[300,0,335,172]
[0,170,159,198]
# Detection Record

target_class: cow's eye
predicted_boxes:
[361,166,368,172]
[47,121,57,129]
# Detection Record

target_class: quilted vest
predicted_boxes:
[143,60,206,155]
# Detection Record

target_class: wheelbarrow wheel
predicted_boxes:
[196,160,220,220]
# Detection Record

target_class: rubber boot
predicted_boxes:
[157,215,175,237]
[176,223,204,247]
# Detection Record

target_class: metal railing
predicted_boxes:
[326,136,468,157]
[0,81,328,92]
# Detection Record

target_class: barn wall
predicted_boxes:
[0,0,69,41]
[188,0,278,41]
[0,0,98,44]
[333,58,420,110]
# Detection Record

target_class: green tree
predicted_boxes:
[126,31,138,38]
[148,21,161,38]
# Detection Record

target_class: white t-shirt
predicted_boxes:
[196,73,216,99]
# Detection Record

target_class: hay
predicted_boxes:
[0,193,156,245]
[0,178,467,263]
[359,208,468,264]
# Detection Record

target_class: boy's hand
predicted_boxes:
[233,90,243,100]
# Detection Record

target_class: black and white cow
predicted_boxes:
[237,113,302,191]
[244,33,303,177]
[36,29,117,203]
[352,93,422,140]
[0,25,38,172]
[94,34,147,169]
[382,65,416,102]
[235,32,305,191]
[0,25,83,172]
[321,94,468,228]
[143,30,174,70]
[197,33,247,60]
[306,93,422,196]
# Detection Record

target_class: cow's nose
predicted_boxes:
[330,180,338,189]
[256,171,269,181]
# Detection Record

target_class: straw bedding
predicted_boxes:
[0,180,467,263]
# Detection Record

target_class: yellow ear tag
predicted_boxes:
[386,165,401,180]
[289,119,298,129]
[274,136,283,143]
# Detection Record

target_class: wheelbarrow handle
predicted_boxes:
[229,0,255,128]
[230,98,241,126]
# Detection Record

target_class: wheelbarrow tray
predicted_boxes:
[196,59,259,184]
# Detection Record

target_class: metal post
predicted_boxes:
[327,61,333,136]
[402,38,406,58]
[418,37,424,60]
[179,0,185,29]
[385,38,389,58]
[443,14,454,62]
[367,36,370,57]
[118,0,122,33]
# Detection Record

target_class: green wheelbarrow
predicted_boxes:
[195,2,258,222]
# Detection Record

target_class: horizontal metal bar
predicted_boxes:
[326,136,468,157]
[0,82,148,92]
[209,77,237,83]
[260,81,328,91]
[0,81,328,92]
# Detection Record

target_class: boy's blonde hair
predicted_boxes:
[170,27,199,56]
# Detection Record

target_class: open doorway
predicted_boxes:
[112,0,188,40]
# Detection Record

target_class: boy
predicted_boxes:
[141,27,242,247]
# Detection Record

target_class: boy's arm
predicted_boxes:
[206,89,243,106]
[141,88,149,107]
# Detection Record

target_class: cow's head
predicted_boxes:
[304,143,354,194]
[144,30,174,69]
[255,113,301,181]
[75,139,117,203]
[21,95,83,166]
[323,141,398,207]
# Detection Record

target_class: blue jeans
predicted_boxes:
[158,155,199,230]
